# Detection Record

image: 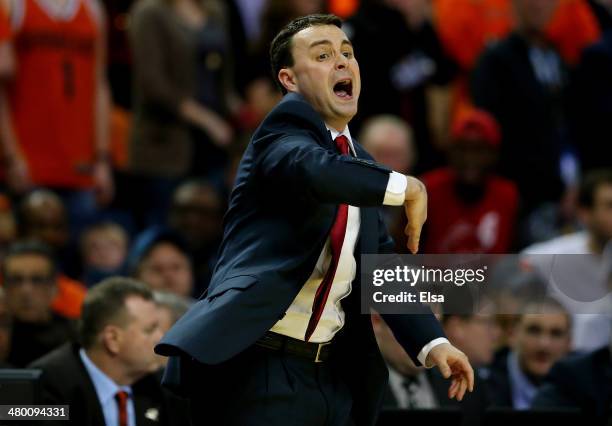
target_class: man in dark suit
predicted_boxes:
[471,0,568,216]
[155,14,473,426]
[532,344,612,425]
[29,277,190,426]
[486,298,571,409]
[569,29,612,172]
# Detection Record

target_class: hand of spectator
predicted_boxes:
[403,176,427,254]
[204,112,234,148]
[425,342,474,401]
[6,155,33,194]
[93,159,114,206]
[180,99,233,147]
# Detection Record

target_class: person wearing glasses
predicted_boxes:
[2,240,76,367]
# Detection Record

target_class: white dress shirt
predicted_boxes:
[270,125,448,366]
[522,232,612,352]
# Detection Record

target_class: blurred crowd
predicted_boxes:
[0,0,611,424]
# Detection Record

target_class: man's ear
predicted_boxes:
[101,324,122,355]
[278,68,297,93]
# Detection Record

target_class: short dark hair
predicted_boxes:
[578,168,612,209]
[127,227,190,276]
[269,14,342,94]
[518,296,572,331]
[78,277,153,349]
[2,240,58,278]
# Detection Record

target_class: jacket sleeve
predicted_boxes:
[375,205,446,366]
[380,311,446,367]
[257,135,393,206]
[377,208,396,254]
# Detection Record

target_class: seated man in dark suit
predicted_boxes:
[532,332,612,425]
[3,240,76,367]
[487,297,571,409]
[29,277,190,426]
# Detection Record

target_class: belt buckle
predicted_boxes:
[314,341,331,363]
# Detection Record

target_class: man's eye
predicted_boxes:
[318,53,329,60]
[343,51,353,58]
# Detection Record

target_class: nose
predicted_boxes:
[335,53,348,69]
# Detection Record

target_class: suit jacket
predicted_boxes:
[155,92,445,426]
[532,347,611,424]
[568,29,612,171]
[28,343,190,426]
[485,347,513,408]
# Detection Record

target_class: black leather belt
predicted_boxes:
[255,331,333,363]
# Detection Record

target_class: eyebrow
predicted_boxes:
[309,39,353,49]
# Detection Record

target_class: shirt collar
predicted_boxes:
[79,348,132,405]
[507,350,537,409]
[325,124,356,156]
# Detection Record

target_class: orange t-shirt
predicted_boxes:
[51,274,87,319]
[433,0,512,71]
[434,0,600,71]
[547,0,601,65]
[433,0,600,115]
[0,272,85,320]
[6,0,101,189]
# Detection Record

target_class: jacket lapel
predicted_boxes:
[133,393,162,426]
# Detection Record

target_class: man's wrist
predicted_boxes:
[404,176,425,201]
[419,338,450,367]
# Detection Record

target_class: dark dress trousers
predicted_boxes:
[155,92,445,426]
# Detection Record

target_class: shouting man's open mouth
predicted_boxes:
[333,78,353,100]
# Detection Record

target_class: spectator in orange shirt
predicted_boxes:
[0,0,113,233]
[434,0,600,71]
[433,0,600,119]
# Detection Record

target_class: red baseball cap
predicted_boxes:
[451,108,501,147]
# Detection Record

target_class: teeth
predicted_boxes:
[333,79,352,97]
